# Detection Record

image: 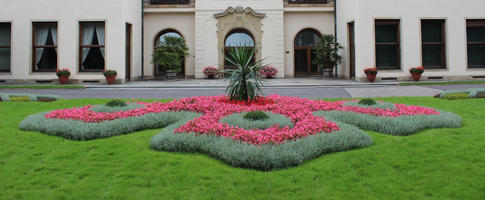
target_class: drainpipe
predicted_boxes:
[141,0,145,80]
[334,0,338,78]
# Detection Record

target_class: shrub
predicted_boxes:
[203,66,218,78]
[259,65,278,78]
[152,36,189,73]
[364,67,378,75]
[243,111,269,121]
[312,34,343,71]
[0,93,62,102]
[105,100,127,107]
[344,101,396,110]
[443,93,470,100]
[221,112,293,130]
[409,66,425,74]
[91,103,145,113]
[103,69,117,76]
[9,96,30,102]
[56,68,70,77]
[359,98,377,106]
[224,46,265,102]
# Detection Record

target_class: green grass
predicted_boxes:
[1,97,484,199]
[400,81,485,85]
[0,85,85,89]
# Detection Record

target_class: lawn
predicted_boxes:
[0,97,484,199]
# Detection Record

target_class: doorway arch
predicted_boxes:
[153,29,186,78]
[294,28,322,76]
[223,28,255,77]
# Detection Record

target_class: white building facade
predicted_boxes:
[0,0,484,83]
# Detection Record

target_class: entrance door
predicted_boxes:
[224,29,255,78]
[125,23,132,81]
[154,29,185,79]
[294,29,322,77]
[348,22,355,79]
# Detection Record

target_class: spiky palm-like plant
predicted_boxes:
[224,46,265,102]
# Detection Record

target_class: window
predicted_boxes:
[467,20,485,68]
[150,0,190,4]
[294,28,322,75]
[288,0,330,4]
[33,22,58,72]
[421,20,446,69]
[0,23,11,73]
[80,22,105,72]
[154,29,185,76]
[375,20,400,70]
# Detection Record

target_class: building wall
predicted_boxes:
[0,0,141,83]
[284,11,335,77]
[338,0,485,81]
[143,12,195,78]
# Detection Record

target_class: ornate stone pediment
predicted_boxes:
[214,6,266,20]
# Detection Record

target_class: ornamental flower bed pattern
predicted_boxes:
[44,95,440,145]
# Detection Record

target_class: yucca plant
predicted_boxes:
[224,46,265,102]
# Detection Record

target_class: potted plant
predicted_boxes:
[203,66,218,79]
[152,36,189,80]
[56,68,71,84]
[409,66,425,82]
[313,34,343,78]
[103,69,117,85]
[259,65,278,79]
[364,67,378,82]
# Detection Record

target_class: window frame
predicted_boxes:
[32,22,58,73]
[421,19,447,69]
[375,19,401,70]
[79,21,106,72]
[0,22,11,73]
[466,19,485,69]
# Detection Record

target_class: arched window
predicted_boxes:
[224,29,255,77]
[154,29,185,78]
[294,28,322,76]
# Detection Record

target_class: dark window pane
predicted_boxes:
[422,45,444,68]
[310,49,318,72]
[294,49,308,73]
[467,27,485,43]
[81,47,105,71]
[295,29,321,47]
[422,21,443,43]
[0,48,10,71]
[376,24,398,43]
[0,23,10,46]
[468,44,485,68]
[376,45,399,69]
[34,24,58,72]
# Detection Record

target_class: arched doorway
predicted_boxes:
[224,28,255,77]
[154,29,185,78]
[294,28,322,76]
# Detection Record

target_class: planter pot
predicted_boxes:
[265,75,273,79]
[58,75,70,84]
[365,73,377,83]
[411,73,422,82]
[322,68,334,78]
[105,75,116,85]
[166,70,177,80]
[208,75,215,79]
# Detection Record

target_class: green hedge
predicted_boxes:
[220,111,293,130]
[438,88,485,98]
[0,93,62,102]
[314,110,462,136]
[150,121,373,171]
[19,112,200,141]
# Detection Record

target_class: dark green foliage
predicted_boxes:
[443,93,470,100]
[314,110,462,136]
[224,46,265,102]
[344,101,396,110]
[150,121,373,171]
[313,34,343,69]
[103,69,117,76]
[359,98,377,106]
[243,111,269,121]
[152,36,189,73]
[91,103,145,113]
[105,100,127,107]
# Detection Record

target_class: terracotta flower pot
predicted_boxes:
[266,75,273,79]
[365,73,377,82]
[58,75,70,84]
[105,75,116,85]
[411,73,422,82]
[208,75,215,79]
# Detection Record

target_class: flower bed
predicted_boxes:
[0,93,62,102]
